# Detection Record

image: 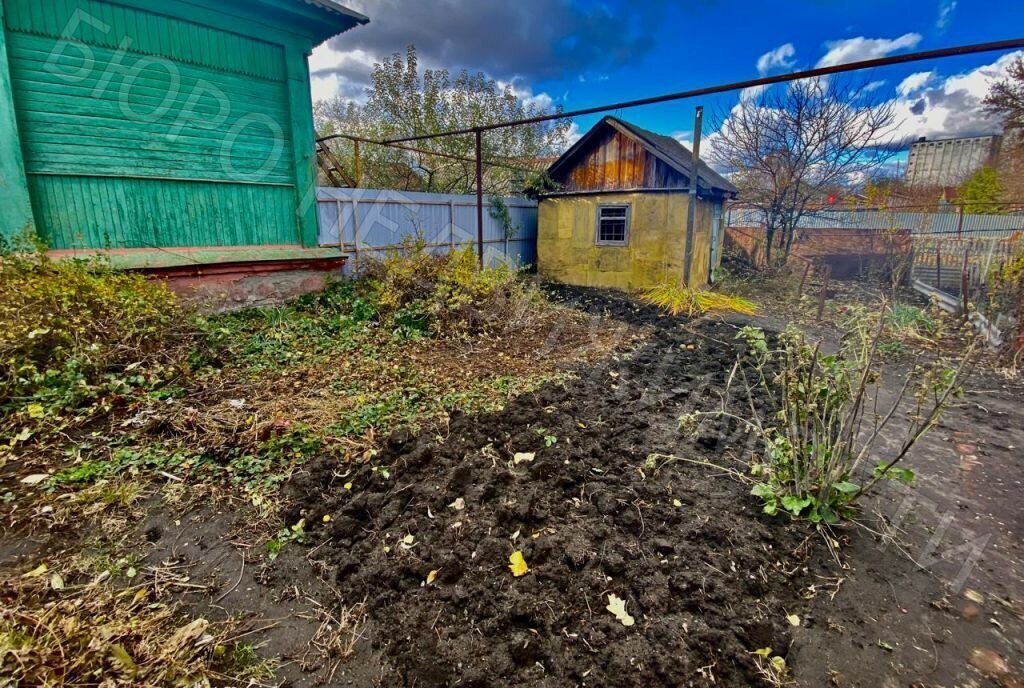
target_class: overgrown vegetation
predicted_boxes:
[987,242,1024,358]
[2,241,621,522]
[0,250,198,446]
[680,307,971,523]
[642,283,758,317]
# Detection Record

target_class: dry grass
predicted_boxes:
[0,564,272,686]
[642,283,759,317]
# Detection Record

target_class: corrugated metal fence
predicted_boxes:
[727,207,1024,237]
[317,188,538,268]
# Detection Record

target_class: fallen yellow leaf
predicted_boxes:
[22,563,48,578]
[509,551,529,577]
[606,593,635,626]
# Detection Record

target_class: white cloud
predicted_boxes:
[886,50,1022,143]
[756,43,797,75]
[862,80,888,94]
[937,0,957,29]
[309,45,377,101]
[564,122,583,148]
[816,33,922,68]
[740,84,769,102]
[897,71,933,97]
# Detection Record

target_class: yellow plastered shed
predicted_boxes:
[538,116,737,290]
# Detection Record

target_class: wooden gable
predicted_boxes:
[549,126,689,194]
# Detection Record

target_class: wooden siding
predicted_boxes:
[4,0,286,81]
[551,129,688,193]
[30,176,296,250]
[1,0,315,251]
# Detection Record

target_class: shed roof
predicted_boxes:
[548,115,738,197]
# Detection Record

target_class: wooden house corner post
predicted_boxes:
[682,106,704,287]
[290,45,321,249]
[0,2,35,240]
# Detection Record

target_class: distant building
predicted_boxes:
[905,135,1002,187]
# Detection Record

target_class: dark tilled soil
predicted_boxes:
[285,287,821,687]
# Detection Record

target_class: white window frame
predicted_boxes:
[595,204,631,247]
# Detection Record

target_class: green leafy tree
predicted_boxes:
[957,167,1004,214]
[314,45,571,194]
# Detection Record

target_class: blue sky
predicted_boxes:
[310,0,1023,164]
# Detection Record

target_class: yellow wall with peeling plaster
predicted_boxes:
[537,192,717,291]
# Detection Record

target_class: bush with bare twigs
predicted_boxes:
[680,306,972,523]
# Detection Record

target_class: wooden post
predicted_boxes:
[957,205,964,239]
[961,247,970,319]
[816,265,831,321]
[682,106,704,287]
[935,247,942,290]
[351,199,360,264]
[961,268,970,319]
[475,129,484,268]
[353,139,362,188]
[797,260,811,297]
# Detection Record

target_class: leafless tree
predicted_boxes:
[984,55,1024,201]
[709,79,898,264]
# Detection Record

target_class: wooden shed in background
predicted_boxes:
[0,0,366,273]
[537,116,737,290]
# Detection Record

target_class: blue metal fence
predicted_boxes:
[317,188,538,269]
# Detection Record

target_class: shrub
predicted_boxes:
[987,242,1024,356]
[680,310,970,523]
[642,283,758,317]
[0,251,193,427]
[359,239,544,337]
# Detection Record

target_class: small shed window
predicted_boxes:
[596,205,630,246]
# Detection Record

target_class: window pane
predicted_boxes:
[597,205,628,244]
[599,219,626,242]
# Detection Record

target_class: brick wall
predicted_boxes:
[725,226,911,279]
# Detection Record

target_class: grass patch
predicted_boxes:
[642,283,758,317]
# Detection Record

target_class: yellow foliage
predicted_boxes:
[508,551,529,577]
[642,283,758,317]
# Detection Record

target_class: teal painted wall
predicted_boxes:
[0,0,360,257]
[0,0,33,242]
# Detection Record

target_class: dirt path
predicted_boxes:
[788,362,1024,688]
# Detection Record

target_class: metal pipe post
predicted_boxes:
[682,106,703,287]
[475,129,484,268]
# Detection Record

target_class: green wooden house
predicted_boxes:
[0,0,366,269]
